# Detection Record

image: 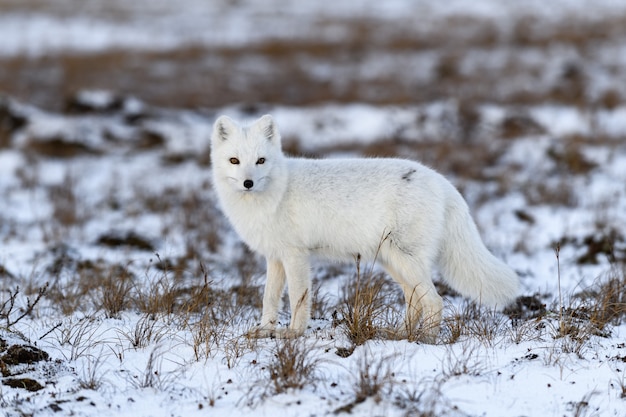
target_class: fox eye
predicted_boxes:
[256,158,266,165]
[229,158,240,165]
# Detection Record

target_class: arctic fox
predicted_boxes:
[211,114,518,342]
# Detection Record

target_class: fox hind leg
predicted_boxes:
[382,253,443,343]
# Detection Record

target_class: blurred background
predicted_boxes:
[2,0,626,112]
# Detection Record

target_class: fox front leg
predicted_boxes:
[248,255,311,339]
[283,254,311,337]
[248,259,286,338]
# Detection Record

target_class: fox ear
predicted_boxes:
[212,115,238,144]
[254,114,280,144]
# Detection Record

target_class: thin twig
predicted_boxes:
[554,243,563,334]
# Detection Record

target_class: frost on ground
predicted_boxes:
[1,1,626,417]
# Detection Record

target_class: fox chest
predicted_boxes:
[224,202,290,256]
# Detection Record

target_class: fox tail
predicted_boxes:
[438,195,519,307]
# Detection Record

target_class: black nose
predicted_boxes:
[243,179,254,189]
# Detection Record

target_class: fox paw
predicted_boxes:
[247,326,304,339]
[398,325,440,344]
[247,326,275,338]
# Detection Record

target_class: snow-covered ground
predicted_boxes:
[3,0,626,56]
[1,1,626,416]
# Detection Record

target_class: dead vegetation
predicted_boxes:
[3,13,626,111]
[335,258,403,347]
[334,352,397,414]
[1,284,48,330]
[266,338,319,394]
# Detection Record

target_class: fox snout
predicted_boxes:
[243,179,254,189]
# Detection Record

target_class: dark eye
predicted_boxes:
[256,158,266,165]
[229,158,240,165]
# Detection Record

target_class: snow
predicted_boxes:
[1,97,625,416]
[3,0,626,56]
[2,1,626,417]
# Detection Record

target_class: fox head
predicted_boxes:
[210,114,285,194]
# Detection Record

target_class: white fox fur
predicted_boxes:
[210,114,519,342]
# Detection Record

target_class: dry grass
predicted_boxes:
[266,338,319,394]
[336,257,403,346]
[117,314,168,350]
[442,302,510,346]
[334,352,397,414]
[351,353,396,403]
[3,13,626,111]
[76,354,107,391]
[126,345,182,391]
[0,283,48,330]
[99,265,134,319]
[566,268,626,337]
[46,258,121,315]
[51,316,104,361]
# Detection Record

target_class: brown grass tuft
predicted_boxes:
[267,338,319,394]
[334,352,396,414]
[336,256,402,346]
[99,265,134,319]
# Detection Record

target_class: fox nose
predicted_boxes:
[243,179,254,189]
